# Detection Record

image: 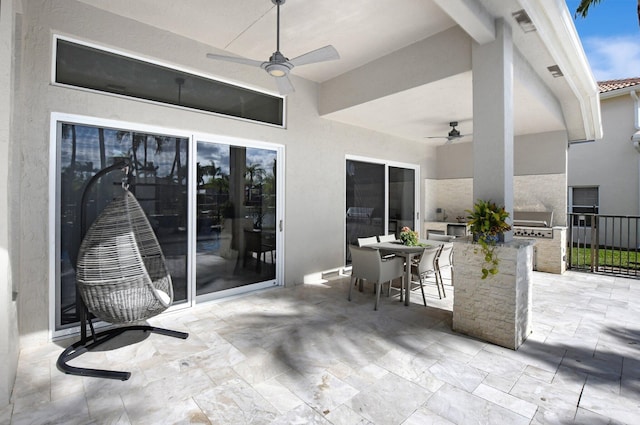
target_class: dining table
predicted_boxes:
[370,239,444,306]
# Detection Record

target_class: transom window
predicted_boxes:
[54,37,285,126]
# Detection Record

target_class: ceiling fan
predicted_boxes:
[206,0,340,95]
[425,121,471,144]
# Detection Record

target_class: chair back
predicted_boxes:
[428,233,456,242]
[349,245,382,282]
[416,245,440,275]
[357,236,378,246]
[437,242,454,268]
[377,234,396,243]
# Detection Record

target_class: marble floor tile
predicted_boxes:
[472,383,538,419]
[324,404,372,425]
[428,357,487,392]
[579,374,640,424]
[252,377,305,414]
[7,271,640,425]
[9,392,90,425]
[402,405,456,425]
[270,403,333,425]
[276,370,360,414]
[346,371,431,424]
[509,373,582,413]
[193,378,280,424]
[426,383,530,425]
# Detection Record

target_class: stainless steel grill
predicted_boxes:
[513,226,553,238]
[513,211,554,238]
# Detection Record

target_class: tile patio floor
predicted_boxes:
[3,270,640,424]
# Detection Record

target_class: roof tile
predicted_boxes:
[598,77,640,93]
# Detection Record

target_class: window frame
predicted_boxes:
[52,35,286,128]
[569,186,599,226]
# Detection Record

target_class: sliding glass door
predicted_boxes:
[345,158,418,263]
[388,166,416,236]
[195,139,279,299]
[53,116,283,335]
[55,121,189,332]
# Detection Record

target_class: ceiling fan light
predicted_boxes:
[265,63,289,77]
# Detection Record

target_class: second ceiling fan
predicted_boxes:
[425,121,471,144]
[206,0,340,95]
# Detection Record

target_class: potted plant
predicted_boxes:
[399,226,419,246]
[466,199,512,279]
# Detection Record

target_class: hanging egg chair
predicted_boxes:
[57,161,188,381]
[76,189,173,323]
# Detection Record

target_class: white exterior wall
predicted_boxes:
[568,94,640,216]
[0,0,20,408]
[13,0,435,345]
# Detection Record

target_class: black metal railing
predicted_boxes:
[568,213,640,278]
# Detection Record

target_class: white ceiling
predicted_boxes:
[78,0,571,146]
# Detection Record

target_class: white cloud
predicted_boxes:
[582,35,640,81]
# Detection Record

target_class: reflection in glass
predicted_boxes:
[57,123,188,330]
[389,166,416,237]
[345,160,385,263]
[196,142,277,295]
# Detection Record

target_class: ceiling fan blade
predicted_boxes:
[289,45,340,67]
[275,75,295,95]
[206,53,264,68]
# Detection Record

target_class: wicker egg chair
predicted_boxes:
[76,189,173,324]
[57,162,188,380]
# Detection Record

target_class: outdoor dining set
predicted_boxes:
[348,234,455,310]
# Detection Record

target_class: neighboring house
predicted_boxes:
[0,0,601,406]
[568,78,640,248]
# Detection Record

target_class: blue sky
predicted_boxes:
[565,0,639,81]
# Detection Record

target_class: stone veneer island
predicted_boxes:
[452,238,535,350]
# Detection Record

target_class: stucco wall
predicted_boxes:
[15,0,436,343]
[568,94,639,215]
[1,0,21,408]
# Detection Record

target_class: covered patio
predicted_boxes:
[4,270,640,424]
[0,0,608,417]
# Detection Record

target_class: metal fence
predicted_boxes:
[567,213,640,278]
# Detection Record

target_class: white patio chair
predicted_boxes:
[427,233,456,242]
[377,234,397,243]
[348,245,404,310]
[436,242,454,288]
[377,234,398,259]
[357,236,378,246]
[410,245,442,305]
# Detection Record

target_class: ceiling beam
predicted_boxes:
[433,0,495,44]
[319,26,471,116]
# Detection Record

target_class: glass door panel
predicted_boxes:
[56,123,188,331]
[345,160,385,263]
[388,167,416,237]
[196,141,277,295]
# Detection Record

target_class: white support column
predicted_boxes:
[472,18,514,241]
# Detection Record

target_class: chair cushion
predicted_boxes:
[155,289,171,306]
